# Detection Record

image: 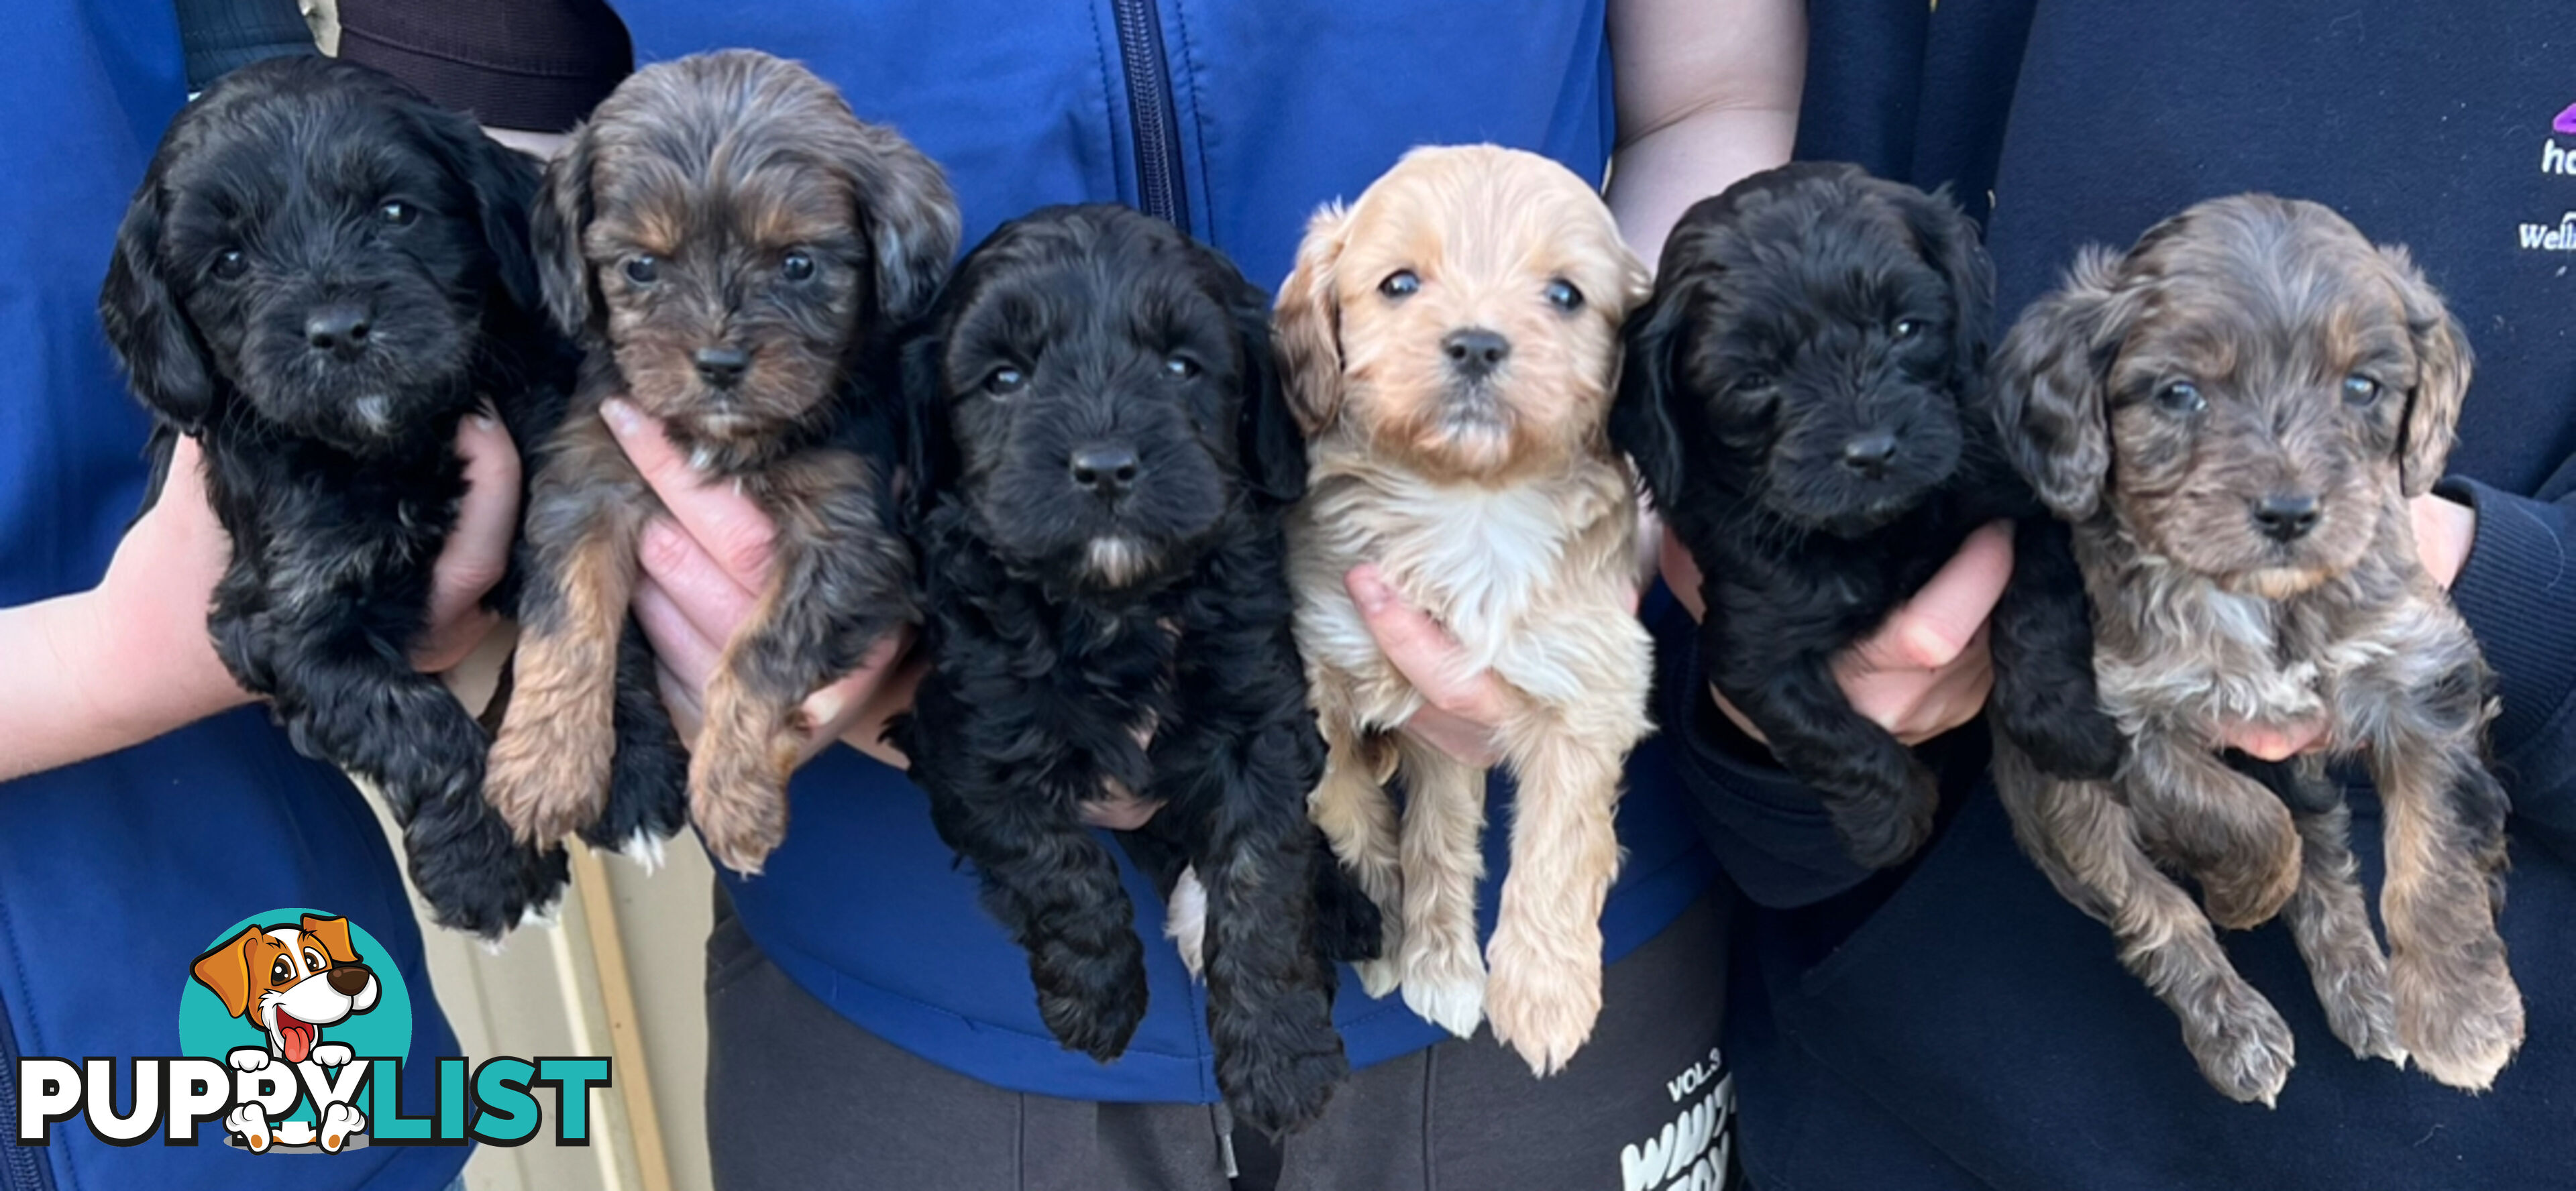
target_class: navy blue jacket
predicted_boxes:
[0,5,467,1191]
[606,1,1723,1102]
[1689,1,2576,1186]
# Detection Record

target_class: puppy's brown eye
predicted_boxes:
[1163,356,1199,381]
[1379,270,1420,299]
[210,249,248,281]
[271,958,292,986]
[377,200,417,227]
[2342,374,2381,406]
[781,251,816,282]
[1731,372,1774,396]
[305,948,325,970]
[2155,381,2206,414]
[1544,280,1584,311]
[623,256,659,285]
[984,366,1026,396]
[1893,319,1925,339]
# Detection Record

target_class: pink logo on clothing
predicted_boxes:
[2555,103,2576,136]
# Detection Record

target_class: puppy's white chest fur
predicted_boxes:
[1292,455,1642,723]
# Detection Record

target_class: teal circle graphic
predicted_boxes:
[177,907,415,1127]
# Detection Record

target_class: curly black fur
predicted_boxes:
[1611,162,2120,870]
[99,57,572,936]
[894,206,1352,1135]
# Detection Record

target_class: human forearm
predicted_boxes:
[0,587,248,781]
[1605,0,1805,266]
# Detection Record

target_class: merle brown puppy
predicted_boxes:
[1611,162,2119,870]
[489,51,955,874]
[97,56,570,938]
[896,205,1351,1135]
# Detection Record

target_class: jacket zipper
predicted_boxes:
[1110,0,1190,229]
[0,1002,58,1191]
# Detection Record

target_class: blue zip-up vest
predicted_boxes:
[0,7,468,1190]
[611,1,1723,1102]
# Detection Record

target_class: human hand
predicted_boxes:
[1664,520,2010,749]
[1344,563,1648,768]
[602,398,922,771]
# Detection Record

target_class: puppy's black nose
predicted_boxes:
[1070,447,1140,497]
[1841,433,1900,479]
[1442,328,1511,380]
[325,964,372,996]
[305,304,372,358]
[694,347,750,389]
[2253,493,2320,542]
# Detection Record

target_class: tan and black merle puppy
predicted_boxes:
[490,51,954,876]
[1612,162,2121,870]
[97,56,570,938]
[897,205,1368,1136]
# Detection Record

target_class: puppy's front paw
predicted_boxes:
[2398,954,2525,1092]
[688,740,793,876]
[1398,931,1488,1039]
[2181,980,2296,1107]
[225,1104,272,1151]
[319,1101,367,1152]
[1355,957,1403,1000]
[1484,919,1603,1077]
[227,1047,271,1073]
[2312,945,2405,1068]
[308,1043,353,1069]
[1032,931,1150,1062]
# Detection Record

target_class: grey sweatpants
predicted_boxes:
[704,886,1737,1191]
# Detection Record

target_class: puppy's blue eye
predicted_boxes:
[781,251,815,282]
[1894,319,1925,339]
[2156,380,2206,413]
[210,249,248,281]
[984,366,1026,396]
[624,256,659,285]
[1379,270,1420,299]
[377,200,417,227]
[2342,374,2381,406]
[1544,279,1584,311]
[1163,356,1199,380]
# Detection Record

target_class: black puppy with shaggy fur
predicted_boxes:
[1612,162,2118,868]
[896,205,1354,1135]
[98,56,570,936]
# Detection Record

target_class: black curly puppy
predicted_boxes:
[99,56,570,937]
[1611,162,2118,869]
[897,205,1354,1135]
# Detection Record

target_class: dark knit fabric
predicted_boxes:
[172,0,317,91]
[335,0,631,132]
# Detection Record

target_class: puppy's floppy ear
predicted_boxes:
[411,105,547,320]
[1991,246,2129,521]
[1608,272,1700,504]
[99,179,217,433]
[1896,183,1998,394]
[299,914,362,966]
[1223,270,1308,505]
[1272,203,1349,435]
[833,119,963,327]
[189,926,264,1020]
[531,120,603,339]
[2377,243,2474,497]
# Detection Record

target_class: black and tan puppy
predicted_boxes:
[1613,162,2118,870]
[1991,194,2516,1102]
[896,205,1347,1135]
[99,56,570,938]
[488,51,955,874]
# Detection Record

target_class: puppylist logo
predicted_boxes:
[12,909,611,1155]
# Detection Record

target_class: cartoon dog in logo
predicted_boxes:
[190,914,377,1151]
